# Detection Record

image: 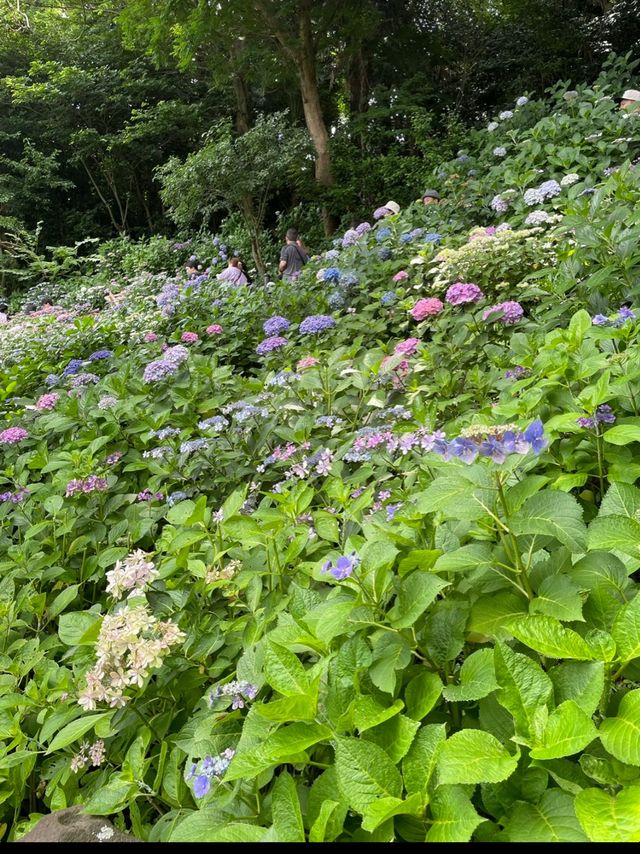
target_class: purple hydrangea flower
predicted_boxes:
[263,315,290,336]
[63,359,84,377]
[523,419,547,454]
[88,350,113,361]
[592,314,609,326]
[256,336,288,355]
[299,315,336,335]
[322,552,359,580]
[482,301,524,325]
[446,282,484,305]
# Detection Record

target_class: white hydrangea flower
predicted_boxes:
[493,147,507,157]
[561,173,580,186]
[487,121,499,132]
[516,96,528,107]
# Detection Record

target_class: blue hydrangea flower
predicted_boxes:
[88,350,113,361]
[378,247,392,260]
[63,359,84,377]
[323,267,341,283]
[322,552,359,580]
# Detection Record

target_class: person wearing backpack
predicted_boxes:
[279,228,309,282]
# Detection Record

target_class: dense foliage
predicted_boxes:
[4,52,640,843]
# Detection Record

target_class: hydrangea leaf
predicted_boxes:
[426,785,482,842]
[494,642,553,742]
[402,723,446,798]
[437,729,519,785]
[334,736,403,814]
[503,789,588,842]
[599,689,640,765]
[442,648,498,701]
[575,786,640,842]
[510,490,587,551]
[530,700,598,759]
[530,574,585,622]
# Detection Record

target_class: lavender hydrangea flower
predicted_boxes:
[63,359,84,377]
[88,350,113,361]
[538,179,561,199]
[491,195,509,213]
[592,314,609,326]
[380,291,397,305]
[525,210,550,226]
[299,315,336,335]
[356,222,371,235]
[482,301,524,324]
[45,374,60,387]
[256,335,288,355]
[263,316,290,336]
[516,96,528,106]
[499,110,513,120]
[524,188,544,206]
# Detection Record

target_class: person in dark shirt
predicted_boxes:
[279,228,309,281]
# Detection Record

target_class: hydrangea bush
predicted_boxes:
[3,55,640,844]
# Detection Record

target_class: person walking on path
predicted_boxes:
[279,228,309,282]
[217,257,248,285]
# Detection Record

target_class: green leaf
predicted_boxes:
[369,632,412,694]
[166,499,196,525]
[494,642,553,742]
[469,591,528,641]
[530,574,584,622]
[353,697,404,733]
[549,661,605,715]
[387,573,448,629]
[599,689,640,765]
[364,715,420,763]
[504,789,588,842]
[405,671,443,720]
[402,724,446,798]
[602,425,640,446]
[309,800,341,843]
[414,475,490,521]
[334,736,403,814]
[46,712,112,753]
[423,598,469,669]
[264,642,309,697]
[271,771,304,842]
[359,540,398,576]
[46,584,79,619]
[58,610,101,646]
[510,491,587,552]
[254,693,317,722]
[508,615,599,660]
[599,481,640,517]
[433,544,493,574]
[197,824,268,843]
[83,776,136,815]
[426,785,482,843]
[442,649,498,702]
[575,786,640,842]
[587,515,640,559]
[530,700,598,759]
[361,793,423,833]
[224,722,331,781]
[612,593,640,664]
[437,730,519,785]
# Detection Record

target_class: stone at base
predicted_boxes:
[15,806,141,843]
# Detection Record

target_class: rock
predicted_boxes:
[15,806,141,843]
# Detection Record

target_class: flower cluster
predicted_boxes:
[561,173,580,186]
[445,282,484,305]
[493,147,507,157]
[143,345,189,383]
[482,301,524,324]
[256,335,288,355]
[577,404,616,429]
[411,298,443,320]
[394,337,420,356]
[65,475,109,497]
[297,356,319,370]
[491,195,509,213]
[209,680,258,710]
[0,426,29,445]
[263,315,290,336]
[63,359,84,377]
[322,552,359,580]
[98,395,118,409]
[206,324,223,335]
[70,739,106,773]
[393,270,409,282]
[181,331,199,344]
[88,349,113,361]
[0,487,29,503]
[524,210,551,226]
[299,315,336,334]
[137,488,164,502]
[266,370,301,387]
[186,749,236,798]
[198,415,230,431]
[592,306,635,327]
[36,393,59,411]
[78,602,184,710]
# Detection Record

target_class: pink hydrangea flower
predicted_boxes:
[394,338,420,356]
[36,393,59,411]
[143,332,158,342]
[297,356,320,370]
[181,332,199,344]
[393,270,409,282]
[411,298,443,321]
[0,427,28,445]
[206,324,223,335]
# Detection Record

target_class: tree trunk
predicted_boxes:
[230,39,252,135]
[239,195,265,278]
[296,1,337,236]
